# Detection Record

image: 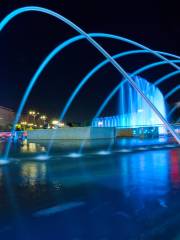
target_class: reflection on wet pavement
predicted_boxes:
[0,138,180,239]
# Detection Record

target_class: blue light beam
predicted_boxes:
[168,104,180,119]
[94,62,180,119]
[1,6,180,159]
[165,85,180,100]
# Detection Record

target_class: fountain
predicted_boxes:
[119,75,166,127]
[92,61,180,122]
[0,6,179,161]
[165,85,180,100]
[92,75,167,128]
[0,7,179,240]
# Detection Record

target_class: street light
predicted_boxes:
[20,121,27,125]
[40,115,47,126]
[40,115,47,121]
[52,120,59,125]
[28,110,39,125]
[51,120,65,128]
[29,111,36,116]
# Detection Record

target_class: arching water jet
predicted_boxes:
[93,63,180,120]
[81,67,179,153]
[1,6,180,160]
[154,70,180,86]
[52,60,180,154]
[165,85,180,100]
[168,105,179,119]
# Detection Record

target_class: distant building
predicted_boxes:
[0,106,14,129]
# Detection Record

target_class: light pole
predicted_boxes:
[29,111,39,126]
[40,115,47,127]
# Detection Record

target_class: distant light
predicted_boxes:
[52,120,59,125]
[138,109,144,113]
[40,115,47,120]
[29,110,36,116]
[59,122,65,127]
[21,121,27,125]
[68,153,82,158]
[52,120,65,127]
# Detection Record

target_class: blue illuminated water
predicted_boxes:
[0,139,180,239]
[1,6,180,161]
[119,76,167,127]
[93,76,167,128]
[0,6,179,238]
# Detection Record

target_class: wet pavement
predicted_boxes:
[0,138,180,239]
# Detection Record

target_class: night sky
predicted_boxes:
[0,0,179,122]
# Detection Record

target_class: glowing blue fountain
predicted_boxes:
[119,75,167,127]
[92,75,167,128]
[0,6,180,161]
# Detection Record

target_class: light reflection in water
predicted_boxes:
[170,150,180,188]
[20,141,46,153]
[0,168,3,186]
[14,148,180,197]
[120,151,170,196]
[21,163,47,187]
[116,137,169,148]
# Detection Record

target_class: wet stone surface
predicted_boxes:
[0,138,180,239]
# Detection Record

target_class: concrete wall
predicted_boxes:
[27,127,115,140]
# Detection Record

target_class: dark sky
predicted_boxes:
[0,0,179,121]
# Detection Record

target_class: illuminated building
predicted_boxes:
[0,106,14,129]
